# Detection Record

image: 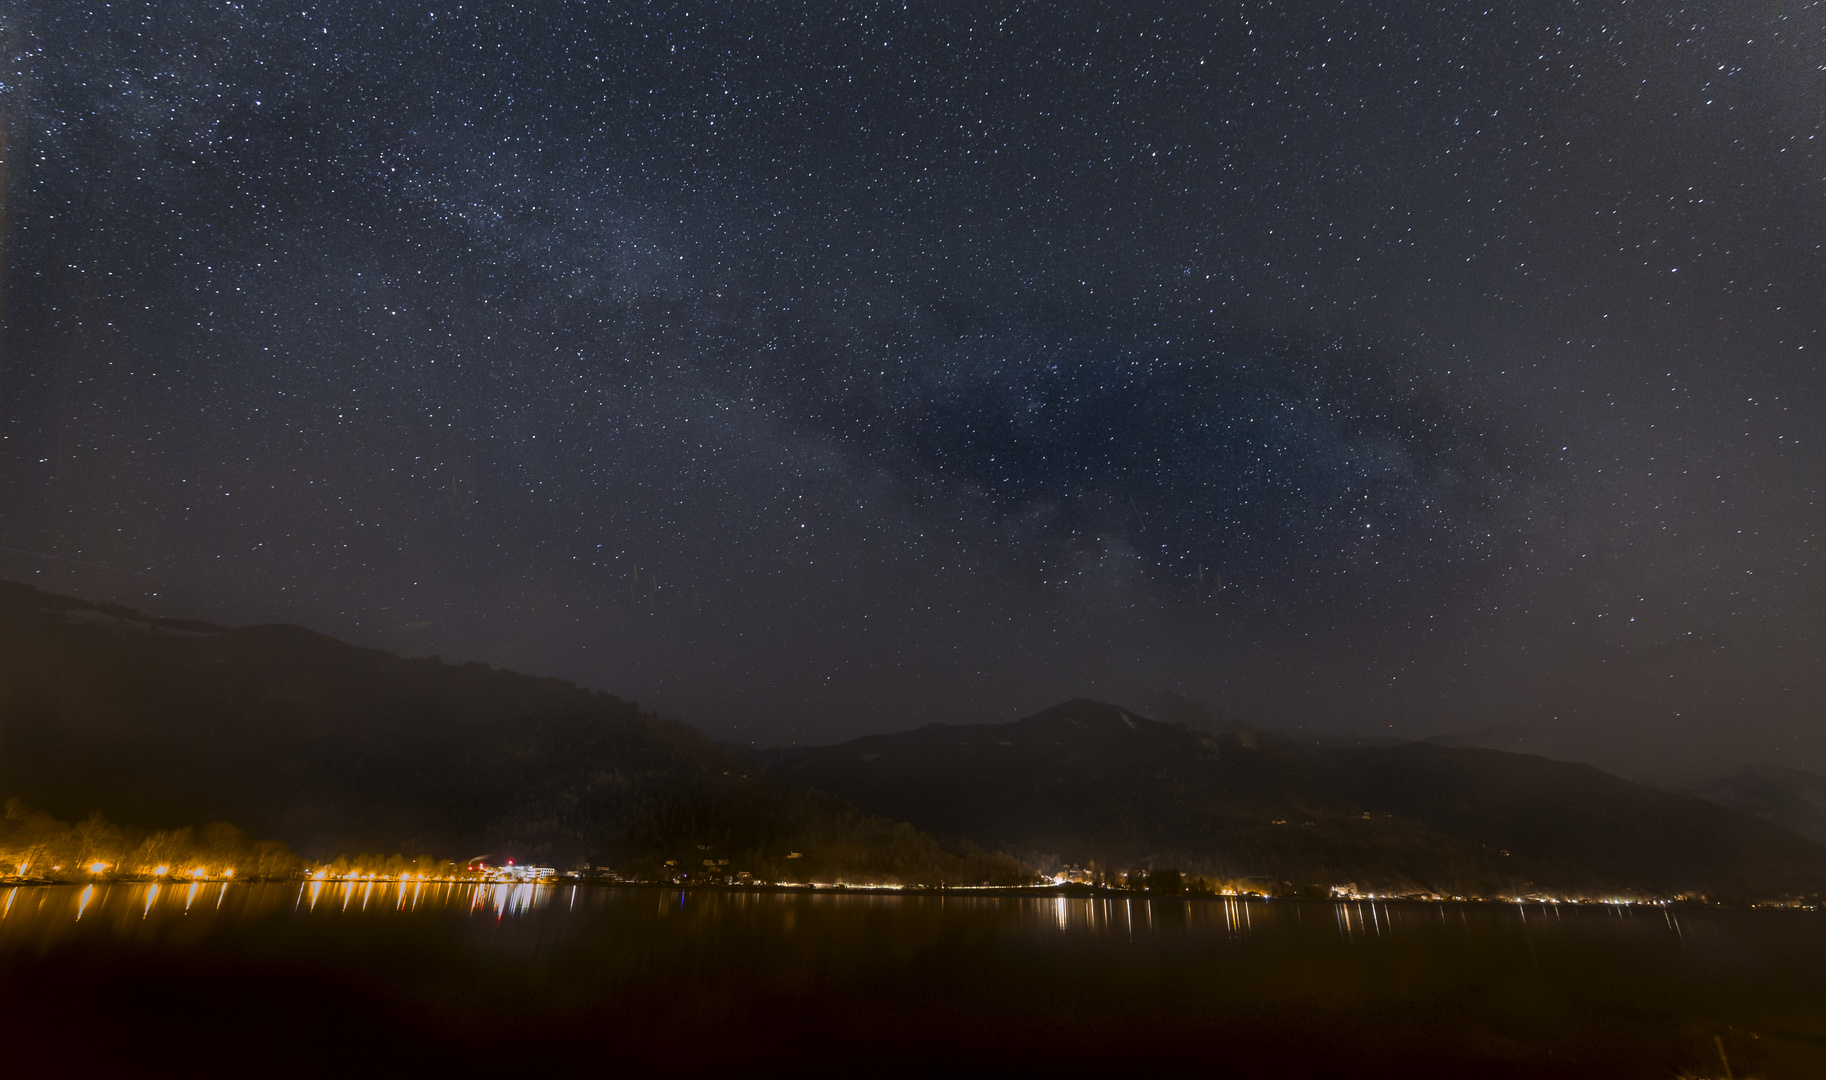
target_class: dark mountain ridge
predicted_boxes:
[0,580,1026,884]
[1683,766,1826,847]
[765,699,1826,900]
[6,580,1822,899]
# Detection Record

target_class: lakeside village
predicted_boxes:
[2,802,1813,907]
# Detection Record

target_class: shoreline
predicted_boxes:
[3,876,1816,909]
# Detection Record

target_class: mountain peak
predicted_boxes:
[1014,698,1172,738]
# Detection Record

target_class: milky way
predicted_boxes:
[3,1,1821,775]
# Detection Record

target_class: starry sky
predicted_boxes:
[2,1,1821,778]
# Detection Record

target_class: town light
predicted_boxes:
[88,862,108,874]
[152,865,170,876]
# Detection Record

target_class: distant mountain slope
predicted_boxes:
[764,699,1826,900]
[11,579,1819,899]
[0,581,712,859]
[1685,767,1826,846]
[0,581,1027,884]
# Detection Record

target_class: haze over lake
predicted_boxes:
[6,881,1826,1076]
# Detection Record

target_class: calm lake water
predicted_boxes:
[4,882,1825,1077]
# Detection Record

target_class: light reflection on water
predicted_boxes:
[0,881,567,950]
[1040,893,1260,936]
[0,880,1739,955]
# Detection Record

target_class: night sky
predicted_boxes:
[3,1,1821,778]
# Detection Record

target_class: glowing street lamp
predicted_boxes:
[152,865,170,876]
[88,862,109,874]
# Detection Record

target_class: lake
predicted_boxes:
[4,882,1824,1077]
